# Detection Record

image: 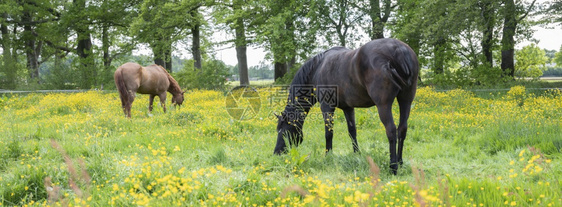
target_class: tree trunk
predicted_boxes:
[102,24,112,86]
[1,12,16,89]
[433,37,446,74]
[287,56,296,72]
[74,0,94,88]
[370,0,384,39]
[192,25,202,69]
[154,56,166,69]
[191,9,202,70]
[22,11,40,82]
[274,62,287,81]
[236,45,249,86]
[102,25,111,71]
[501,0,516,77]
[165,43,172,72]
[480,1,495,67]
[77,31,94,87]
[234,12,249,86]
[152,42,167,70]
[152,39,172,72]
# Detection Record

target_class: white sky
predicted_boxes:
[215,46,265,68]
[520,25,562,50]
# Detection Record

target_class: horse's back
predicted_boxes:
[312,46,383,108]
[137,64,170,94]
[312,38,418,108]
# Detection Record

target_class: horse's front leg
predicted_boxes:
[376,103,399,175]
[159,93,167,113]
[321,104,335,153]
[148,94,156,114]
[342,108,359,153]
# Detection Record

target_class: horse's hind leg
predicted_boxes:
[125,93,135,118]
[397,89,416,166]
[342,108,359,152]
[376,103,399,175]
[120,99,127,116]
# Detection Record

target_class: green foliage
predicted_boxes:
[0,0,559,91]
[470,65,511,86]
[425,65,511,88]
[272,63,300,85]
[131,0,198,47]
[248,63,274,80]
[42,60,78,90]
[174,58,230,90]
[542,67,562,76]
[554,45,562,67]
[515,44,547,79]
[289,147,309,167]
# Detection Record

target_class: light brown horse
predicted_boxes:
[114,62,184,118]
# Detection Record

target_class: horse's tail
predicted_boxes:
[387,44,419,90]
[114,67,129,106]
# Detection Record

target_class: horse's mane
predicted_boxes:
[291,48,339,85]
[153,65,182,94]
[285,47,345,113]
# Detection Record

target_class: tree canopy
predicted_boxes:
[0,0,560,89]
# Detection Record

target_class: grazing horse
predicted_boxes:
[274,38,419,174]
[114,62,184,118]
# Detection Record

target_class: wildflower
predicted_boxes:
[344,195,353,203]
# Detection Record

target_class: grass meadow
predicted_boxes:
[0,86,561,206]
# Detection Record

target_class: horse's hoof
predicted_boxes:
[390,163,399,175]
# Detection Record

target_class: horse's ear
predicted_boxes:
[273,112,281,119]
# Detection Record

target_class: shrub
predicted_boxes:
[273,64,301,85]
[425,65,513,89]
[541,67,562,77]
[42,62,78,90]
[174,58,230,90]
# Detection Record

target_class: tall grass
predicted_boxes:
[0,86,560,206]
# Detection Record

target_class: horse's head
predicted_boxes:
[172,91,185,106]
[274,111,304,154]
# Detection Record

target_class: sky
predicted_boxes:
[215,46,266,68]
[520,25,562,51]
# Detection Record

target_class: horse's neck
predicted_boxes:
[166,77,181,95]
[167,84,179,94]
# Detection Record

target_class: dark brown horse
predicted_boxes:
[274,38,419,175]
[114,62,184,118]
